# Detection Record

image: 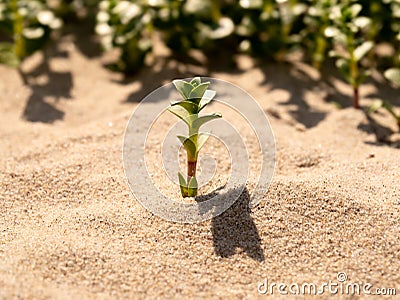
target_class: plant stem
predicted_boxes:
[353,86,359,109]
[10,0,25,61]
[187,127,198,183]
[187,160,197,182]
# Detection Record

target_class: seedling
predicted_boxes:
[327,3,374,109]
[368,68,400,129]
[168,77,221,198]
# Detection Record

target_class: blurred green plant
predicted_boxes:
[326,1,374,108]
[0,0,399,121]
[368,68,400,130]
[301,0,336,69]
[95,0,153,73]
[95,0,236,73]
[168,77,221,197]
[235,0,307,60]
[387,0,400,67]
[1,0,399,76]
[94,0,399,82]
[0,0,62,67]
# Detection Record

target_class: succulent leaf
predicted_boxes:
[189,82,210,102]
[178,172,188,197]
[384,68,400,86]
[177,135,197,161]
[198,89,216,111]
[354,41,373,61]
[190,77,201,87]
[168,105,190,125]
[187,176,198,197]
[171,100,198,114]
[197,133,211,151]
[368,100,383,114]
[173,79,193,100]
[349,4,362,18]
[192,113,222,130]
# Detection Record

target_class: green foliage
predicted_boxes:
[0,0,62,66]
[368,99,400,129]
[367,68,400,129]
[92,0,399,70]
[325,1,374,107]
[96,0,152,73]
[169,77,221,198]
[0,0,399,123]
[1,0,399,77]
[385,68,400,86]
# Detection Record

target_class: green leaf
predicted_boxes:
[368,100,400,123]
[189,82,210,102]
[381,101,400,121]
[354,41,374,61]
[177,135,187,145]
[239,0,263,9]
[198,90,216,111]
[368,100,383,114]
[178,172,188,197]
[168,105,190,125]
[324,27,340,38]
[197,133,210,151]
[190,77,201,87]
[354,16,371,29]
[328,50,345,59]
[173,79,193,100]
[349,4,362,18]
[384,68,400,86]
[177,135,197,161]
[336,58,351,84]
[0,42,20,67]
[192,113,222,130]
[187,176,198,197]
[171,100,198,114]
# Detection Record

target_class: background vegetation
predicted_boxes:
[0,0,399,124]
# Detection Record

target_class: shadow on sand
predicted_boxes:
[20,49,72,123]
[19,19,101,123]
[206,186,265,262]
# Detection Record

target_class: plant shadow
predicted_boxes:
[260,58,362,128]
[20,46,73,123]
[259,60,328,128]
[357,109,399,147]
[63,16,103,59]
[19,17,102,123]
[199,186,265,262]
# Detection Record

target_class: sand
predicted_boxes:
[1,34,400,299]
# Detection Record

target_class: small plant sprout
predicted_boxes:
[168,77,222,198]
[368,68,400,129]
[326,3,374,109]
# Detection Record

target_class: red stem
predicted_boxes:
[187,160,197,182]
[353,87,360,109]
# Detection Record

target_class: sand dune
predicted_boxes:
[1,40,400,299]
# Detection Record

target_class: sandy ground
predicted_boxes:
[1,33,400,299]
